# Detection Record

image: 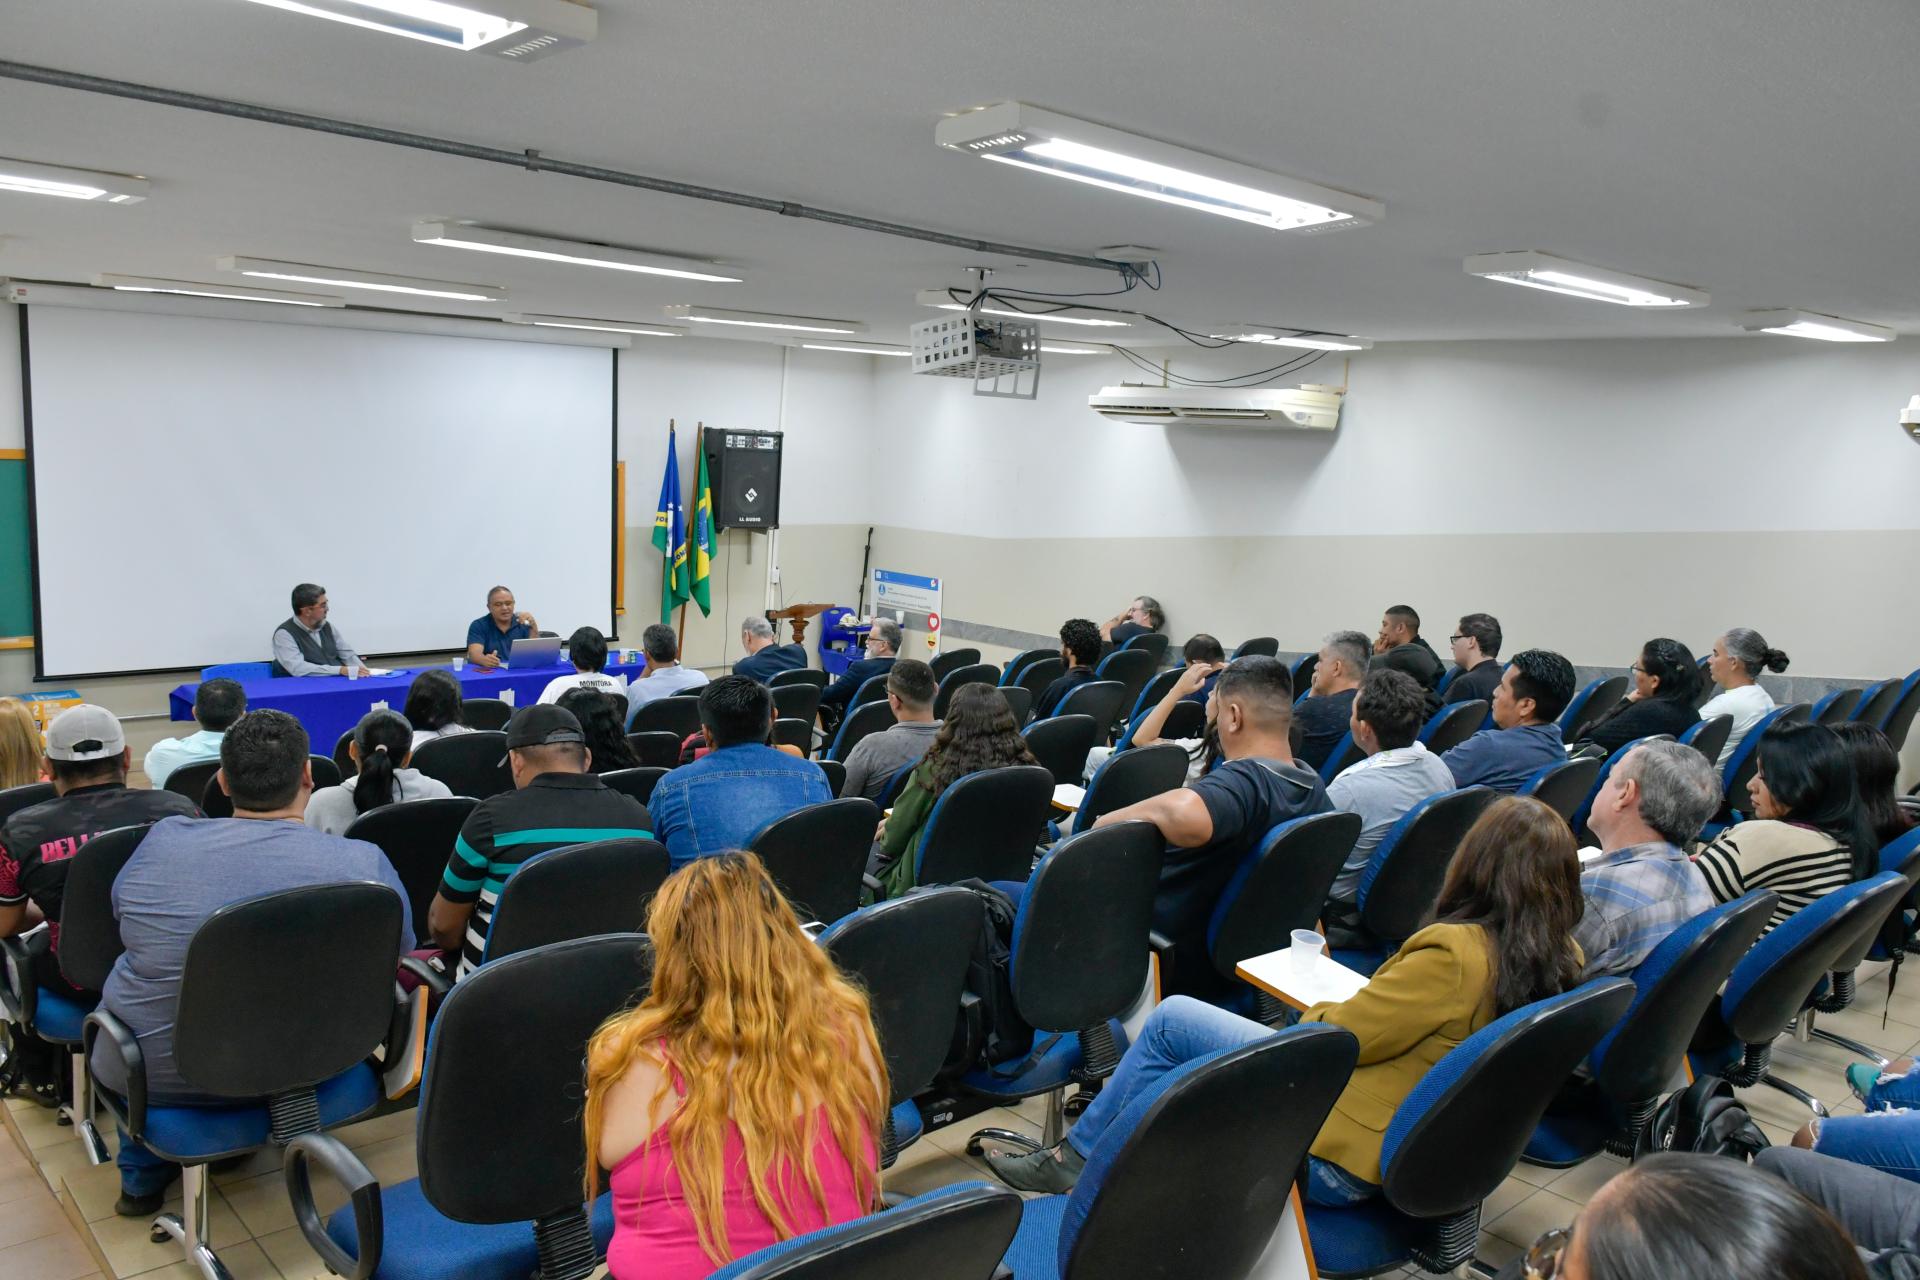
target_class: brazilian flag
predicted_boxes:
[652,425,690,622]
[689,434,714,616]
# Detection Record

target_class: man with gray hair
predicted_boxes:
[819,616,901,724]
[1574,739,1720,977]
[1292,630,1370,771]
[732,614,807,683]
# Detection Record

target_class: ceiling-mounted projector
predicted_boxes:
[1088,383,1345,429]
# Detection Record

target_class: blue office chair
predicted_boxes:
[915,766,1056,887]
[1434,665,1461,697]
[1804,827,1920,1064]
[827,699,896,762]
[1856,678,1906,731]
[1523,891,1776,1167]
[1316,732,1366,783]
[1112,698,1204,754]
[709,1184,1021,1280]
[1691,655,1717,710]
[1068,743,1188,836]
[1024,715,1098,787]
[1518,756,1603,823]
[1000,1026,1358,1280]
[201,661,274,682]
[1303,978,1634,1278]
[1717,703,1810,819]
[1812,686,1867,726]
[1233,637,1279,659]
[1331,788,1497,975]
[1127,667,1184,723]
[1118,632,1170,664]
[1207,812,1363,1021]
[751,799,878,926]
[1014,657,1069,708]
[1417,700,1487,756]
[1558,676,1628,743]
[1879,667,1920,750]
[1678,714,1733,768]
[933,663,999,720]
[1001,648,1056,686]
[1290,652,1319,695]
[1089,653,1152,727]
[928,648,983,682]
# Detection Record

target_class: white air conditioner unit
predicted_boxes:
[1087,383,1344,429]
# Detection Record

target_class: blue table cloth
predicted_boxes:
[168,657,649,760]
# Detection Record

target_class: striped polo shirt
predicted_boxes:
[438,771,652,979]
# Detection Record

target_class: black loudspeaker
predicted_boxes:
[705,430,784,530]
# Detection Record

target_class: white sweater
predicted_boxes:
[1699,683,1776,766]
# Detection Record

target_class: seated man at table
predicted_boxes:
[625,623,710,715]
[1441,648,1575,793]
[733,615,807,683]
[649,676,831,870]
[537,626,626,704]
[1092,656,1331,998]
[819,617,900,723]
[0,705,202,1105]
[426,705,652,981]
[465,585,539,670]
[89,709,413,1214]
[271,582,369,678]
[144,678,245,788]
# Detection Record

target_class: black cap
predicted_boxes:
[504,704,586,751]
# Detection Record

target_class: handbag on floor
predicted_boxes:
[1632,1072,1770,1163]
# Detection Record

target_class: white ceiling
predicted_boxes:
[6,0,1920,351]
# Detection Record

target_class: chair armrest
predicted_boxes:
[397,956,451,998]
[1148,930,1177,998]
[83,1008,145,1136]
[284,1133,382,1280]
[0,934,33,1025]
[861,873,885,897]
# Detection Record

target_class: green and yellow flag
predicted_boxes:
[689,429,714,616]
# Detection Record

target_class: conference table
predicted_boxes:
[167,656,649,758]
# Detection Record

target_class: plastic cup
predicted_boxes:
[1290,928,1325,975]
[344,665,359,681]
[500,688,516,707]
[452,657,466,671]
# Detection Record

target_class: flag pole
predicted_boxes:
[675,422,696,653]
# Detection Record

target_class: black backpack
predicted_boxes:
[1633,1073,1770,1163]
[921,879,1032,1071]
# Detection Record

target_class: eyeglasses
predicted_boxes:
[1524,1226,1572,1279]
[1448,634,1467,643]
[1628,663,1647,675]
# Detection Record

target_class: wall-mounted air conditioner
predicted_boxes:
[1087,383,1344,429]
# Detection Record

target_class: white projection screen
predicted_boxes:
[22,305,616,678]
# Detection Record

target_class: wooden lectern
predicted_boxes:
[768,603,834,647]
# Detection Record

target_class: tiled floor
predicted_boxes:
[4,959,1917,1278]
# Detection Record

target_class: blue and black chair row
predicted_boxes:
[1558,675,1628,743]
[1329,788,1499,976]
[928,647,982,682]
[1207,811,1362,1021]
[1802,825,1920,1065]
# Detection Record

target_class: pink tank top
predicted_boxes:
[605,1063,877,1280]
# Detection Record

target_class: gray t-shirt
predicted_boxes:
[840,720,943,801]
[93,815,414,1099]
[303,768,455,837]
[1325,744,1458,903]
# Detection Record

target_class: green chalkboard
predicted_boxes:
[0,454,31,641]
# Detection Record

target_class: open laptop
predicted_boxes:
[507,635,563,668]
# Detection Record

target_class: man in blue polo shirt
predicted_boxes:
[465,585,539,669]
[1441,648,1575,793]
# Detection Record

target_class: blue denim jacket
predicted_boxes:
[648,742,832,869]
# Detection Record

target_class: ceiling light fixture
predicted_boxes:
[799,342,910,357]
[936,102,1381,232]
[662,305,866,335]
[1211,328,1373,352]
[218,256,505,301]
[503,313,686,337]
[234,0,595,59]
[1464,252,1707,308]
[1740,309,1895,343]
[93,274,343,307]
[1039,343,1109,355]
[0,157,148,204]
[412,221,741,283]
[914,290,1131,328]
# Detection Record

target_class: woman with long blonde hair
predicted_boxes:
[583,852,886,1277]
[0,699,44,789]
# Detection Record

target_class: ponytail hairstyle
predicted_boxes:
[350,709,414,815]
[1723,628,1790,679]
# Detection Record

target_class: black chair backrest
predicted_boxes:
[918,765,1056,887]
[1680,714,1733,767]
[1023,714,1099,787]
[200,773,233,818]
[771,683,822,725]
[0,781,54,826]
[817,759,847,795]
[1054,682,1127,735]
[1001,648,1054,686]
[1157,700,1206,742]
[997,684,1034,725]
[928,648,982,682]
[1724,874,1910,1045]
[1562,676,1628,742]
[411,730,512,799]
[1419,700,1489,755]
[1078,743,1188,830]
[175,882,402,1098]
[55,825,150,993]
[1119,632,1170,664]
[1062,1026,1357,1280]
[1094,650,1158,721]
[718,1184,1021,1280]
[1522,757,1604,823]
[309,754,342,790]
[933,664,999,720]
[1130,668,1183,719]
[419,934,653,1224]
[1009,822,1163,1031]
[1013,656,1066,705]
[1361,788,1499,945]
[1208,812,1363,980]
[849,674,892,710]
[1882,673,1920,752]
[670,687,704,698]
[343,796,481,942]
[599,766,668,807]
[629,696,702,738]
[461,698,513,731]
[1858,679,1906,732]
[333,729,357,779]
[1233,637,1279,659]
[820,886,980,1105]
[163,759,222,803]
[770,668,828,691]
[625,730,683,768]
[1290,652,1319,695]
[483,839,670,963]
[828,701,896,762]
[772,717,813,753]
[748,798,879,926]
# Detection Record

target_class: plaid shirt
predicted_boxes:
[1573,841,1715,977]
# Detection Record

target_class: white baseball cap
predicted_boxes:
[46,705,125,762]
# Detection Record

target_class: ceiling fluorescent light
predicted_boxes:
[913,289,1131,328]
[235,0,595,59]
[1039,343,1109,355]
[94,274,343,307]
[218,256,504,301]
[412,221,741,283]
[504,312,686,337]
[1211,327,1372,352]
[1464,252,1707,308]
[662,305,866,335]
[0,157,148,204]
[1741,309,1895,343]
[800,342,910,357]
[936,102,1381,232]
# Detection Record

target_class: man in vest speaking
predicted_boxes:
[270,583,370,678]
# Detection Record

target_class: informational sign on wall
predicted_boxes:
[871,569,942,654]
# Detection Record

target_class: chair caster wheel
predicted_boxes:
[55,1111,72,1127]
[150,1225,170,1244]
[965,1137,985,1158]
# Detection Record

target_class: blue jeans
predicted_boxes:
[1063,996,1378,1207]
[117,1126,180,1198]
[1815,1110,1920,1184]
[1864,1062,1920,1111]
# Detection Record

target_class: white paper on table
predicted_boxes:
[1052,783,1085,811]
[1237,946,1370,1009]
[363,667,395,678]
